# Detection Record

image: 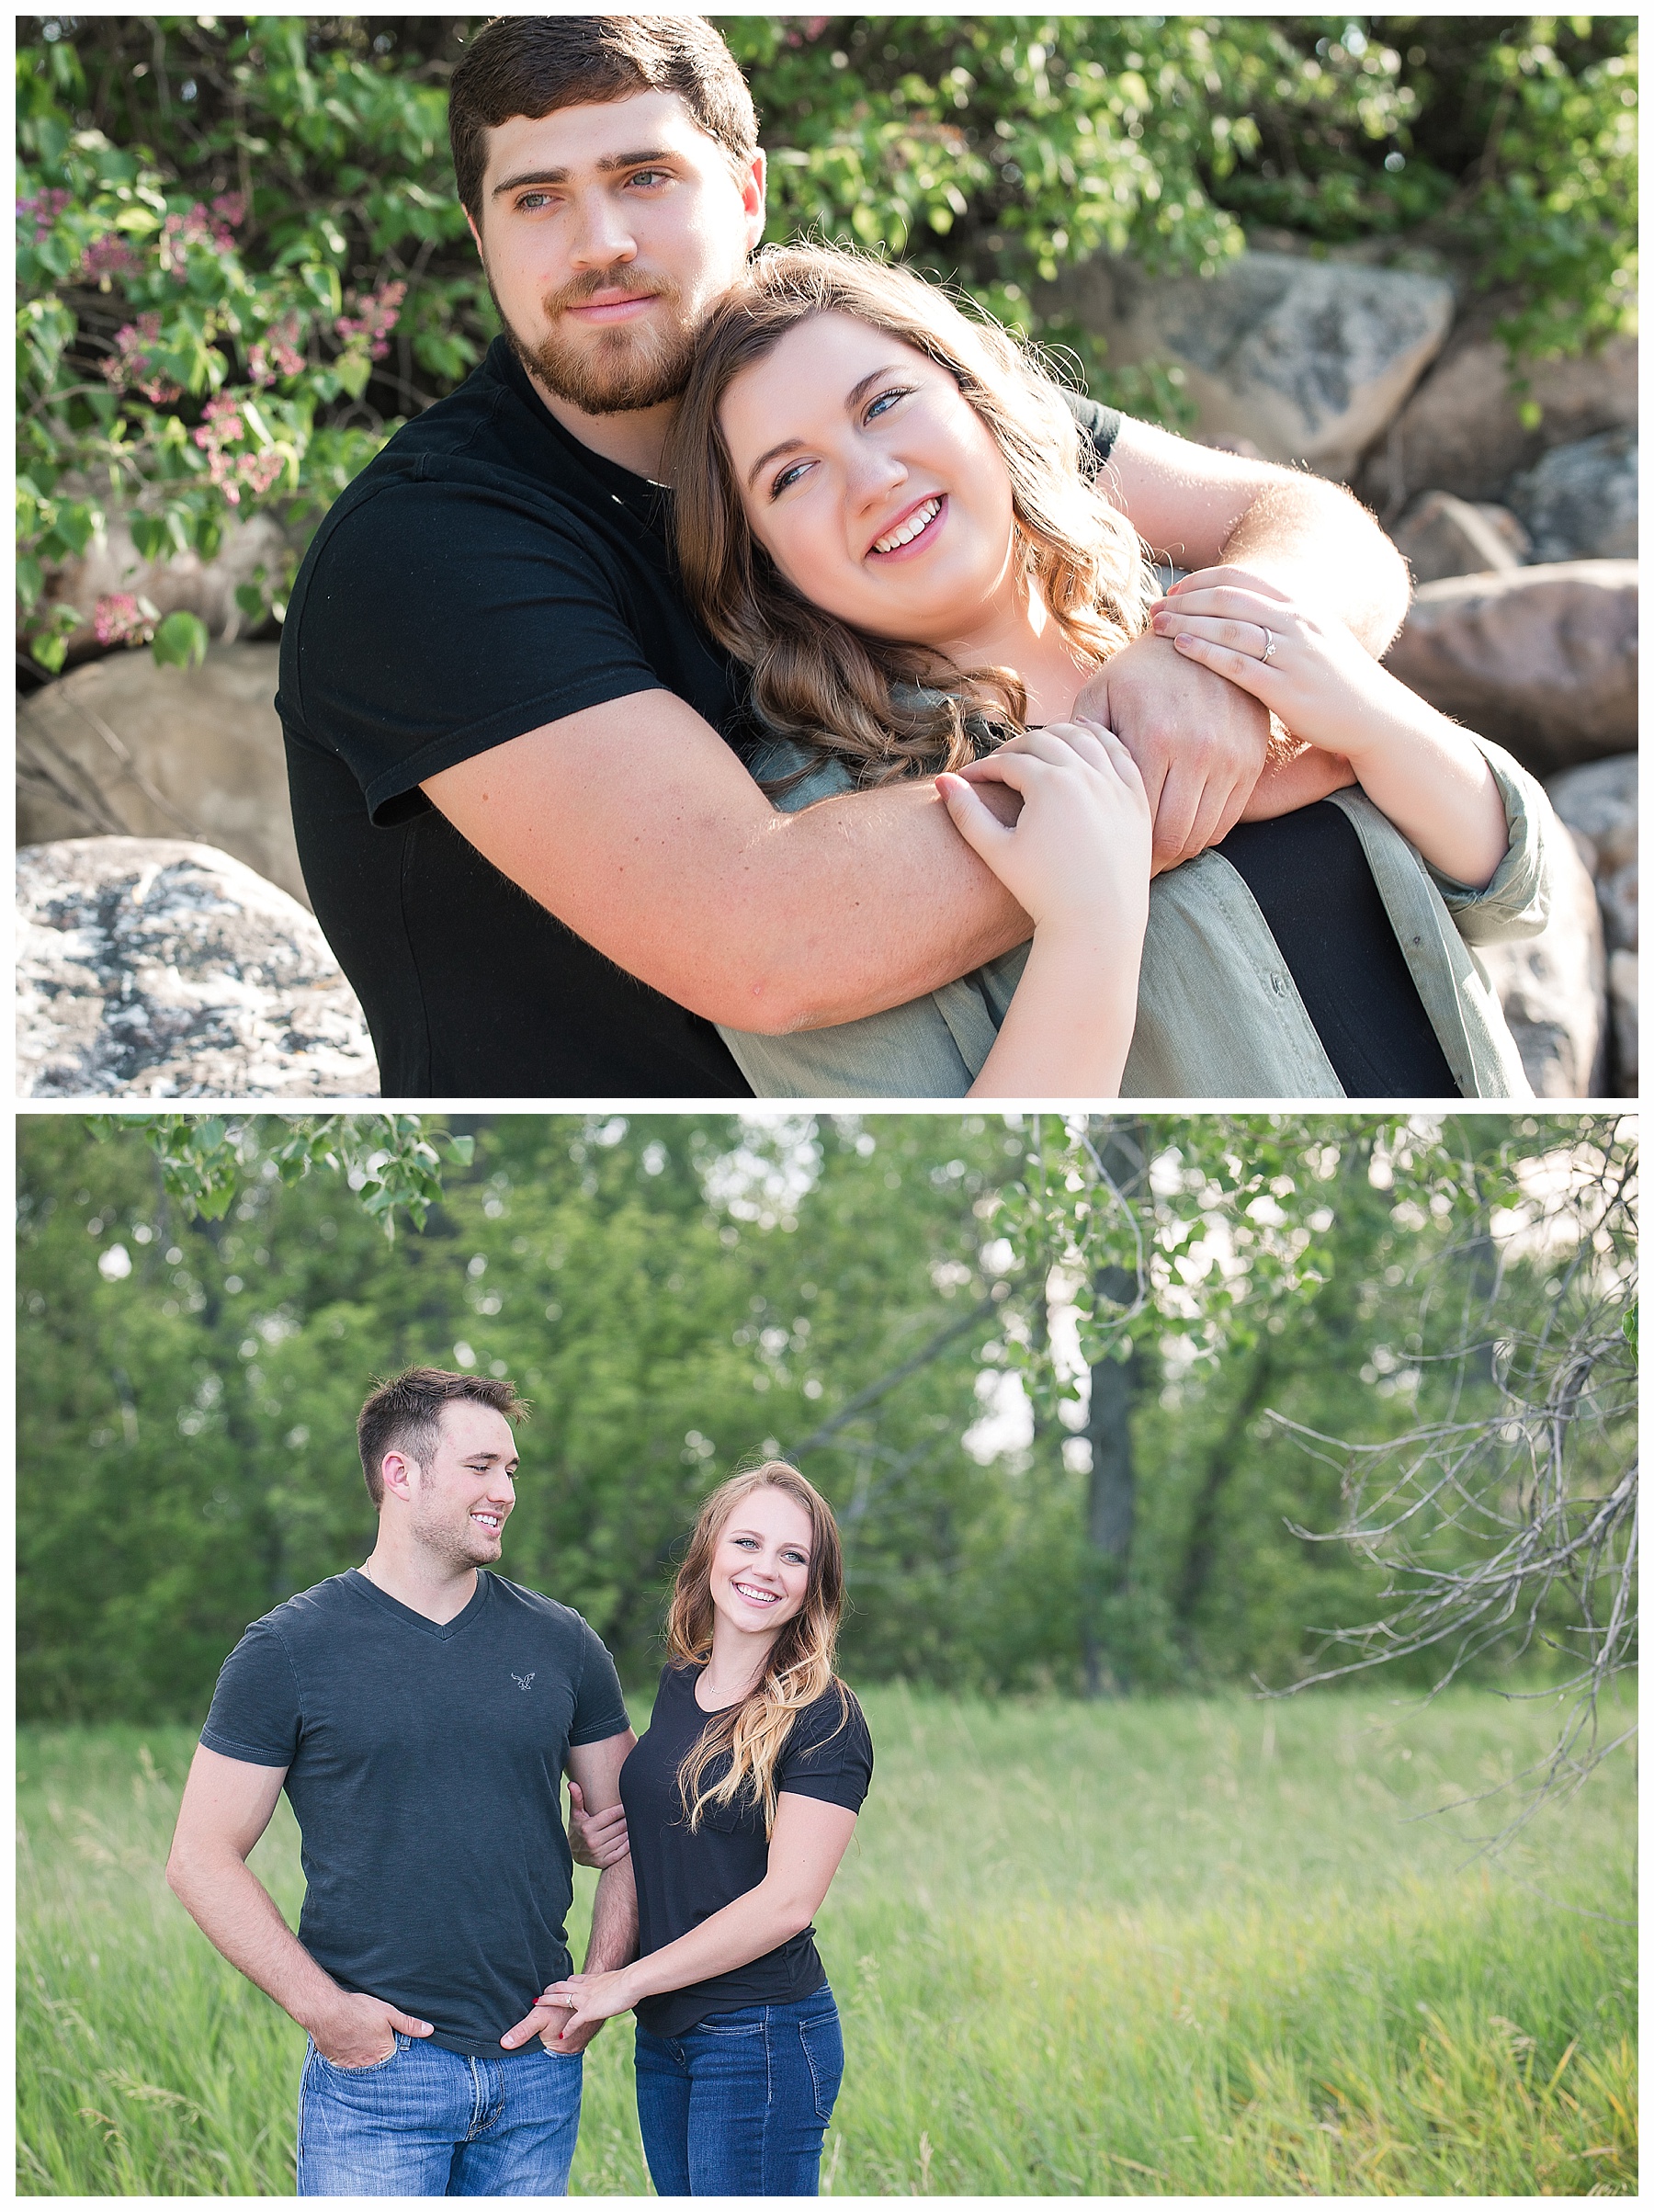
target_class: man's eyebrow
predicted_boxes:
[744,365,911,490]
[492,148,679,199]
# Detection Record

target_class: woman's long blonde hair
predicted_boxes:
[665,1462,848,1836]
[668,243,1159,788]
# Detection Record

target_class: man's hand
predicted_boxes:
[309,1990,433,2070]
[499,1992,604,2057]
[1076,627,1270,873]
[568,1779,630,1870]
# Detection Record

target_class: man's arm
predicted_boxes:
[424,694,1032,1034]
[165,1743,434,2066]
[1080,418,1411,866]
[510,1729,640,2056]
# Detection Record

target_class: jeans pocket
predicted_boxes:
[312,2030,407,2077]
[797,2011,844,2127]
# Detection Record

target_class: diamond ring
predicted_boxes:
[1260,629,1277,664]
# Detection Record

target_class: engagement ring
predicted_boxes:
[1261,629,1277,664]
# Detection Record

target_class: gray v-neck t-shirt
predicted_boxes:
[200,1569,630,2057]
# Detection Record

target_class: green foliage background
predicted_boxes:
[18,1112,1632,1726]
[17,15,1637,668]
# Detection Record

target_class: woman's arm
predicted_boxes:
[942,722,1152,1098]
[1152,569,1510,890]
[537,1793,859,2033]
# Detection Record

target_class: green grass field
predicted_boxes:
[18,1685,1636,2195]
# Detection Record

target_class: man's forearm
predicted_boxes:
[581,1856,640,1976]
[167,1847,343,2035]
[1218,478,1410,655]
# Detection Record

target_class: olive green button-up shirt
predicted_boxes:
[719,739,1553,1100]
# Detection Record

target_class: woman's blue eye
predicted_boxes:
[865,387,912,422]
[771,460,810,497]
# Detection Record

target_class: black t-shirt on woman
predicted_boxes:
[621,1664,874,2038]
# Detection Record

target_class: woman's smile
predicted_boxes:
[867,492,946,561]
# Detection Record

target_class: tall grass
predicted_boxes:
[18,1686,1636,2195]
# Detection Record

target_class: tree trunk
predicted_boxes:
[1079,1119,1146,1696]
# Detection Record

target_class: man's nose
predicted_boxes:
[566,189,638,270]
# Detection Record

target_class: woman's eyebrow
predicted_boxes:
[742,365,912,490]
[729,1524,810,1551]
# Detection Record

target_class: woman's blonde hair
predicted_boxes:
[665,1462,848,1836]
[668,243,1158,788]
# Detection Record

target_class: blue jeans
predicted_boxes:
[634,1987,844,2197]
[296,2033,582,2195]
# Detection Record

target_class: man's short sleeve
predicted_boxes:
[568,1618,632,1747]
[1062,390,1126,469]
[282,480,670,827]
[199,1619,303,1766]
[776,1686,873,1812]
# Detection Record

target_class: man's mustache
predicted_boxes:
[543,267,677,318]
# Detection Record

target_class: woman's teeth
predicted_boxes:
[872,497,941,554]
[733,1581,779,1605]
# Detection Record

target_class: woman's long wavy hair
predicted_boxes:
[665,1462,849,1836]
[668,243,1159,788]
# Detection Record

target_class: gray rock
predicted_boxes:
[1607,949,1637,1094]
[1384,562,1637,776]
[1598,859,1638,955]
[1478,823,1606,1096]
[17,837,377,1098]
[40,503,290,664]
[17,643,306,906]
[1506,430,1638,563]
[1049,250,1455,478]
[1392,492,1524,584]
[1358,324,1637,508]
[1545,754,1638,879]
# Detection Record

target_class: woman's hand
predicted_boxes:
[1150,567,1510,888]
[939,720,1151,944]
[535,1967,641,2039]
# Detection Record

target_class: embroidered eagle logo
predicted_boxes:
[512,1672,536,1692]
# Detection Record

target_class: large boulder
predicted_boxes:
[1357,324,1637,509]
[1545,754,1637,879]
[37,504,290,664]
[17,643,306,908]
[1049,250,1455,479]
[17,837,377,1098]
[1391,492,1527,584]
[1506,430,1638,563]
[1478,825,1607,1097]
[1608,951,1637,1094]
[1384,562,1637,777]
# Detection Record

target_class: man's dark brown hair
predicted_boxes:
[357,1367,528,1506]
[448,15,759,225]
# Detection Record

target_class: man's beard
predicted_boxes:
[493,264,700,417]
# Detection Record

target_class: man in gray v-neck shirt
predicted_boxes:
[166,1367,639,2196]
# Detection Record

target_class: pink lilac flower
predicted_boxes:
[101,312,183,404]
[192,391,283,505]
[80,232,140,282]
[334,278,407,360]
[158,197,243,272]
[94,594,152,648]
[17,187,72,241]
[248,312,306,387]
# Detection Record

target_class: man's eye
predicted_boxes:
[771,459,811,498]
[627,169,671,188]
[515,192,555,212]
[865,386,912,423]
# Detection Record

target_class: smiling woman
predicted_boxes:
[524,1464,874,2198]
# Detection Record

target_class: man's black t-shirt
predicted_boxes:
[621,1664,873,2038]
[278,335,1122,1097]
[198,1569,631,2059]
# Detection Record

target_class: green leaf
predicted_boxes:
[151,609,210,670]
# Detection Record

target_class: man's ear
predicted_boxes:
[465,208,485,263]
[742,148,767,251]
[380,1447,418,1503]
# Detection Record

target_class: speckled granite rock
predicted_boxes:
[17,837,377,1098]
[1477,823,1607,1097]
